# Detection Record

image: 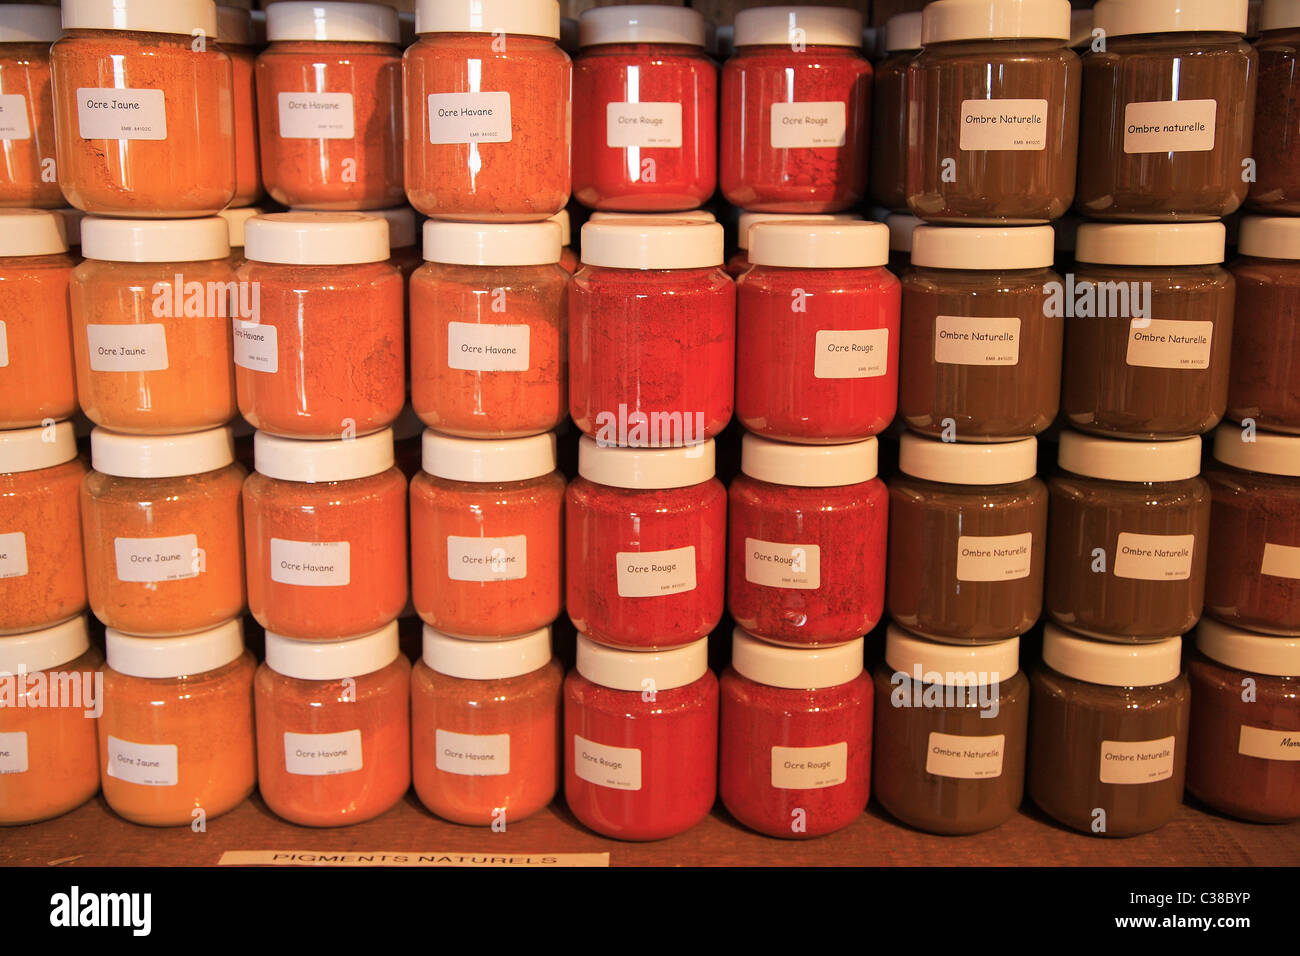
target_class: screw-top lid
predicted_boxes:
[741,433,878,487]
[579,4,706,47]
[244,212,390,265]
[579,219,724,269]
[550,209,571,246]
[0,4,61,42]
[885,213,923,254]
[0,421,77,474]
[62,0,220,36]
[266,1,398,42]
[423,625,552,680]
[0,615,91,674]
[265,621,400,680]
[415,0,560,40]
[732,627,863,689]
[1196,617,1300,677]
[1239,215,1300,260]
[1093,0,1248,37]
[1058,430,1201,483]
[81,216,230,263]
[587,210,718,223]
[91,426,234,478]
[737,211,860,250]
[0,209,67,257]
[748,221,889,269]
[922,0,1071,44]
[911,225,1056,270]
[899,433,1038,485]
[254,429,394,482]
[217,205,266,248]
[55,208,85,247]
[107,619,244,679]
[360,206,416,249]
[422,220,561,266]
[578,436,715,489]
[421,430,556,482]
[885,11,923,50]
[1043,623,1183,687]
[216,3,254,44]
[1075,222,1225,266]
[1262,0,1300,31]
[576,633,709,691]
[734,5,863,48]
[1212,423,1300,477]
[885,625,1021,684]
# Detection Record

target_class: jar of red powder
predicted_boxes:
[564,633,718,841]
[216,4,261,208]
[726,210,861,278]
[736,221,899,442]
[570,219,734,443]
[236,212,404,439]
[567,437,726,649]
[404,0,571,222]
[256,622,411,827]
[243,428,407,641]
[572,5,716,212]
[720,627,871,839]
[0,4,61,208]
[720,6,872,213]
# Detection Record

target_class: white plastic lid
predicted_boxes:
[911,225,1056,270]
[736,211,860,251]
[579,219,724,269]
[362,206,416,249]
[732,627,863,689]
[1043,623,1183,687]
[0,615,90,674]
[587,210,718,223]
[0,421,78,474]
[62,0,219,37]
[266,1,398,42]
[0,4,61,42]
[423,625,552,680]
[415,0,560,40]
[217,206,266,248]
[81,216,230,263]
[885,11,923,51]
[423,221,561,266]
[1212,423,1300,477]
[1239,216,1300,260]
[922,0,1071,43]
[1093,0,1248,37]
[421,430,556,482]
[899,433,1038,485]
[91,426,234,479]
[579,4,706,47]
[578,436,715,489]
[0,209,67,257]
[734,6,863,48]
[55,208,85,247]
[550,209,571,246]
[265,621,400,680]
[217,4,254,44]
[1262,0,1300,31]
[107,619,244,679]
[1071,9,1095,46]
[1075,222,1225,266]
[576,633,709,691]
[741,433,878,487]
[244,212,390,265]
[1058,430,1202,483]
[885,625,1022,685]
[254,429,394,482]
[1196,617,1300,677]
[886,213,923,254]
[748,221,889,269]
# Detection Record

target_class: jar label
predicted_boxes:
[925,732,1006,779]
[283,729,363,776]
[606,102,683,149]
[0,531,27,580]
[113,534,199,584]
[106,736,178,787]
[1124,99,1217,154]
[428,92,512,144]
[770,101,847,149]
[770,742,847,790]
[1113,532,1195,581]
[615,545,697,598]
[277,92,355,140]
[447,321,530,372]
[435,729,511,776]
[933,316,1021,366]
[86,323,169,372]
[76,87,166,141]
[0,319,7,366]
[1261,542,1300,579]
[959,98,1048,151]
[813,328,890,379]
[1125,319,1213,370]
[745,538,821,590]
[0,732,27,774]
[1238,725,1300,762]
[956,533,1032,582]
[270,538,350,587]
[1099,736,1176,784]
[0,95,29,140]
[233,319,279,373]
[573,734,641,791]
[446,534,527,583]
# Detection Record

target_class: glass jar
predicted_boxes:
[50,0,237,217]
[889,434,1047,643]
[868,13,921,212]
[71,216,236,433]
[216,5,261,208]
[1077,1,1257,220]
[564,634,718,841]
[1228,216,1300,432]
[412,625,563,826]
[1061,222,1234,438]
[726,210,860,278]
[1250,7,1300,211]
[0,4,61,207]
[411,221,568,438]
[899,225,1063,439]
[403,0,571,222]
[1029,625,1190,837]
[82,426,246,637]
[572,5,716,212]
[720,6,870,212]
[728,435,887,646]
[570,219,734,443]
[736,221,900,442]
[255,623,411,827]
[235,212,404,439]
[243,429,407,641]
[567,438,726,649]
[721,628,871,839]
[873,626,1028,835]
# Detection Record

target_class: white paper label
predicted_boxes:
[0,320,7,367]
[0,94,29,140]
[1238,726,1300,762]
[277,91,355,139]
[615,546,696,598]
[933,316,1021,366]
[107,736,178,786]
[573,735,641,791]
[770,743,847,789]
[86,323,169,372]
[284,729,363,776]
[956,533,1033,582]
[1114,532,1195,581]
[428,92,512,144]
[77,87,166,140]
[436,729,510,776]
[770,101,847,148]
[1126,319,1213,370]
[813,328,890,379]
[446,535,527,583]
[114,534,199,583]
[1124,99,1217,154]
[233,320,278,373]
[606,102,682,148]
[0,732,27,774]
[1099,736,1176,784]
[447,322,530,372]
[1261,543,1300,579]
[959,98,1049,151]
[925,732,1006,779]
[745,539,821,590]
[0,531,27,580]
[270,539,350,587]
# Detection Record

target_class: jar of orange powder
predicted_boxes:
[217,4,262,208]
[0,4,61,208]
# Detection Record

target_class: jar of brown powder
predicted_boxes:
[1248,1,1300,212]
[1228,216,1300,432]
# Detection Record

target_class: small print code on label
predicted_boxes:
[925,732,1006,780]
[1114,532,1195,581]
[616,546,697,598]
[114,534,199,583]
[233,320,278,373]
[270,539,350,587]
[956,533,1032,582]
[284,730,364,776]
[76,87,166,140]
[1125,319,1213,370]
[770,101,846,149]
[814,328,889,379]
[0,531,28,580]
[277,92,355,139]
[446,535,527,583]
[573,735,642,791]
[1100,736,1176,784]
[933,316,1021,366]
[107,736,179,787]
[428,92,512,144]
[0,732,28,775]
[770,743,847,790]
[0,94,30,140]
[436,729,511,777]
[745,539,820,590]
[606,102,683,148]
[959,98,1048,151]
